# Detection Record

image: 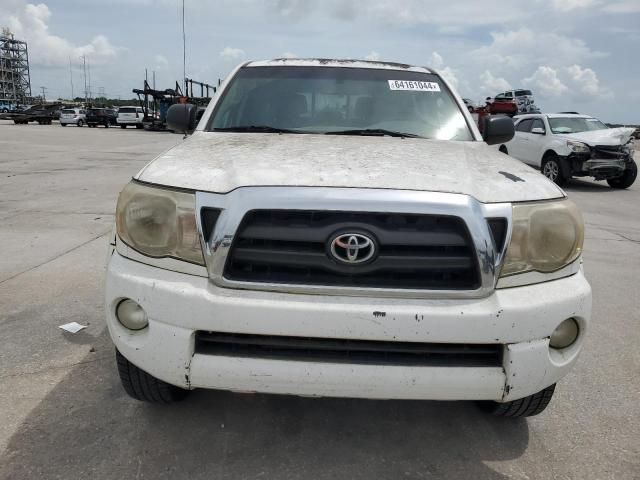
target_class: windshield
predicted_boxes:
[119,107,136,113]
[61,109,75,114]
[207,66,473,140]
[549,117,608,134]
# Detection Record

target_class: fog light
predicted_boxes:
[116,299,148,330]
[550,318,579,349]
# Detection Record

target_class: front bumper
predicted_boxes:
[105,252,591,402]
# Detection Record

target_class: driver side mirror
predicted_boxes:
[166,103,198,134]
[531,127,546,135]
[482,116,515,145]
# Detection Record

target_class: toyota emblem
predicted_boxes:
[329,232,377,264]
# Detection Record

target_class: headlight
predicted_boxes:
[115,181,204,265]
[567,140,590,154]
[500,199,584,277]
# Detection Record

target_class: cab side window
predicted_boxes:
[531,118,545,133]
[515,119,533,132]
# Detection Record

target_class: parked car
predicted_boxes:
[0,102,16,113]
[492,89,540,115]
[59,107,87,127]
[86,108,118,128]
[462,98,475,113]
[117,106,144,129]
[499,113,637,188]
[107,59,591,417]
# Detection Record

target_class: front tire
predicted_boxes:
[116,349,189,403]
[607,160,637,189]
[542,154,566,186]
[77,119,84,127]
[120,125,126,129]
[136,123,143,129]
[478,383,556,418]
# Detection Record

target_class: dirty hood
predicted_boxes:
[558,127,635,146]
[136,132,564,203]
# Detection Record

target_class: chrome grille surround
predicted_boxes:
[196,187,512,299]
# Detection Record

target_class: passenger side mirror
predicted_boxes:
[166,103,198,134]
[531,127,545,135]
[482,116,515,145]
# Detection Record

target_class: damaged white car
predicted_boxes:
[499,113,637,188]
[106,59,591,418]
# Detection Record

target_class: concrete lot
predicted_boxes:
[0,121,639,479]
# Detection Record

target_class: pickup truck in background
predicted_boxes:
[106,59,591,418]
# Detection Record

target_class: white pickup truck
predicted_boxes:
[106,59,591,417]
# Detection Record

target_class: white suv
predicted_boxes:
[117,106,144,129]
[106,59,591,417]
[59,108,86,127]
[500,113,637,188]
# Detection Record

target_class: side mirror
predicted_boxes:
[166,103,198,134]
[531,127,545,135]
[482,116,515,145]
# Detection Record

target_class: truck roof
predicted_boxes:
[515,113,595,120]
[245,58,434,74]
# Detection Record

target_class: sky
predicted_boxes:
[1,0,639,123]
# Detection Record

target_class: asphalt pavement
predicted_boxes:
[0,121,638,479]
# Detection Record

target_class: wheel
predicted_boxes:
[0,108,7,113]
[477,383,556,418]
[104,121,109,128]
[77,119,84,127]
[115,349,189,403]
[499,145,508,155]
[136,123,143,129]
[120,125,126,129]
[61,123,67,127]
[607,160,637,189]
[542,154,566,186]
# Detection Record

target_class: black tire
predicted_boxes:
[136,123,143,129]
[478,383,556,418]
[77,119,84,127]
[607,160,637,189]
[542,154,567,186]
[499,145,508,155]
[104,121,109,128]
[120,125,126,129]
[115,349,189,403]
[61,123,67,127]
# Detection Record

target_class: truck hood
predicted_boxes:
[136,132,564,203]
[557,127,635,146]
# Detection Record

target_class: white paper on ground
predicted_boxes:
[59,322,88,334]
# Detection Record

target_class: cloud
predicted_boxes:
[549,0,600,11]
[428,52,458,89]
[219,46,246,61]
[601,1,640,13]
[365,51,380,61]
[280,51,298,58]
[479,70,512,95]
[471,28,606,73]
[523,66,569,97]
[154,54,169,70]
[0,2,121,67]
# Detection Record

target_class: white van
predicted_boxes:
[116,106,144,129]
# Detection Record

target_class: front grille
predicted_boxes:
[195,332,503,367]
[224,210,480,290]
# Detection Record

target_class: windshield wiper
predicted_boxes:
[325,128,424,138]
[213,125,309,134]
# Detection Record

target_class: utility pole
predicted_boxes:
[69,57,74,100]
[40,86,47,103]
[87,59,91,102]
[182,0,186,93]
[80,55,87,104]
[153,70,156,90]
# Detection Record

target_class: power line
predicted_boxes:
[69,57,74,99]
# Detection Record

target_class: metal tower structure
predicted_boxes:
[0,28,32,105]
